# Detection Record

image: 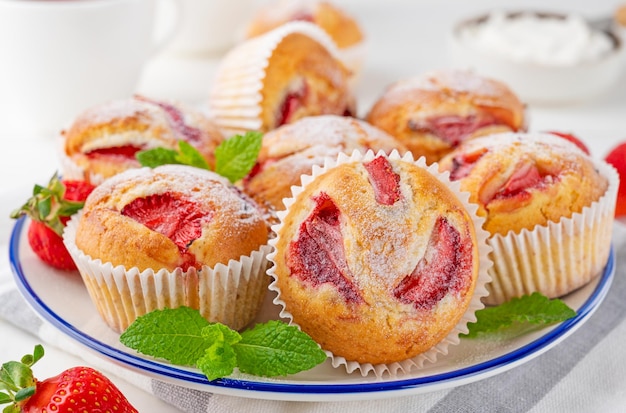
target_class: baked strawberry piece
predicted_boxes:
[271,153,486,367]
[365,69,526,164]
[11,173,95,271]
[63,164,272,332]
[61,95,224,184]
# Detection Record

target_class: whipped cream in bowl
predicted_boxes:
[448,10,624,104]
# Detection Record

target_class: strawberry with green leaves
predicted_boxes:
[10,173,95,271]
[0,345,137,413]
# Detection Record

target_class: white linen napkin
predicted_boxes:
[2,223,626,413]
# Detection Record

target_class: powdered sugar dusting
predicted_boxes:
[390,69,509,99]
[458,132,592,162]
[267,149,493,378]
[84,165,255,219]
[266,115,401,156]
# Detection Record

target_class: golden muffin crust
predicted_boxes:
[76,165,269,272]
[438,133,608,236]
[246,0,364,48]
[260,32,353,131]
[272,155,479,364]
[245,115,407,210]
[366,70,526,164]
[63,96,224,183]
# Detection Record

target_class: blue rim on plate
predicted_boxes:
[9,216,615,397]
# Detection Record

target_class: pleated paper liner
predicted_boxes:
[266,149,493,378]
[208,21,345,137]
[485,159,618,305]
[63,212,273,333]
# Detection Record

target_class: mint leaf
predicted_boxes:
[119,308,326,381]
[135,133,261,184]
[215,131,263,183]
[463,293,577,339]
[120,307,212,365]
[177,141,210,169]
[136,141,209,170]
[136,147,180,168]
[234,320,326,377]
[197,324,242,381]
[202,323,242,346]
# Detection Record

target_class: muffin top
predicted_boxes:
[271,153,480,365]
[63,95,224,182]
[244,115,407,210]
[245,0,364,49]
[366,69,526,163]
[75,165,269,272]
[438,132,608,235]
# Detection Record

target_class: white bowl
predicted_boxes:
[448,11,626,105]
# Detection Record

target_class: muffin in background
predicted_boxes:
[268,150,491,377]
[366,69,526,164]
[244,115,407,211]
[61,95,225,185]
[244,0,366,75]
[63,164,272,332]
[438,132,617,305]
[209,21,355,137]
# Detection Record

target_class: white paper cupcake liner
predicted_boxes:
[209,21,345,137]
[266,149,493,378]
[485,159,619,305]
[63,212,273,333]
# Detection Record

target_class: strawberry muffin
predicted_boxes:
[61,95,225,184]
[244,115,407,210]
[209,21,355,136]
[244,0,366,75]
[268,151,491,376]
[365,69,526,164]
[438,132,618,304]
[63,164,272,332]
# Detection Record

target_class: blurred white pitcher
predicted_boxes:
[0,0,177,136]
[162,0,259,56]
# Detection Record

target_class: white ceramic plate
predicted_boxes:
[9,216,614,402]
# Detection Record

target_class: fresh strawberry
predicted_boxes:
[10,173,95,271]
[0,345,137,413]
[604,142,626,217]
[547,131,591,155]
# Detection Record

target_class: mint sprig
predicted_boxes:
[119,307,326,381]
[137,141,209,170]
[214,131,263,183]
[136,131,263,183]
[463,293,577,339]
